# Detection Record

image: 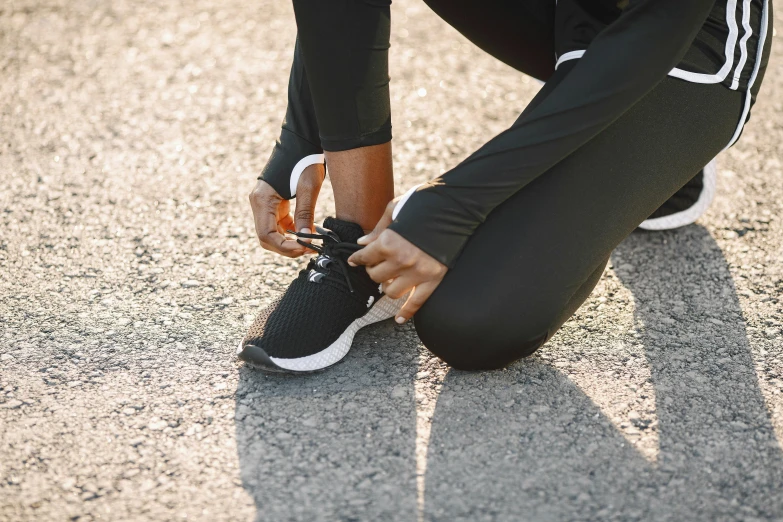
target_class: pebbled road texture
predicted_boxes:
[2,1,782,520]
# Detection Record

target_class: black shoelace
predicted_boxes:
[288,227,363,293]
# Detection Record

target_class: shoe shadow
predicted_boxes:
[421,225,783,520]
[234,319,420,521]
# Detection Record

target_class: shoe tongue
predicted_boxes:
[322,217,365,244]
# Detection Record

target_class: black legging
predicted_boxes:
[274,0,770,370]
[416,70,740,369]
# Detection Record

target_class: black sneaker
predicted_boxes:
[639,159,717,230]
[237,217,406,373]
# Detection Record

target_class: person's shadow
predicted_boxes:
[235,225,783,521]
[233,317,422,521]
[421,226,783,520]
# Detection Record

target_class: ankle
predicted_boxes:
[334,211,385,234]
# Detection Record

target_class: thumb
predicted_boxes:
[294,163,324,234]
[358,199,396,245]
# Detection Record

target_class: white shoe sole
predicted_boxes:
[638,158,717,231]
[236,294,407,373]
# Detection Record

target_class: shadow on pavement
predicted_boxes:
[422,226,783,520]
[234,319,420,521]
[234,226,783,521]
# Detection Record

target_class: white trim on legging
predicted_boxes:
[555,0,741,85]
[554,50,585,70]
[289,153,325,197]
[725,0,769,149]
[731,0,755,90]
[641,0,768,230]
[668,0,740,85]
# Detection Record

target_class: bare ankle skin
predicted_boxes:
[325,142,394,233]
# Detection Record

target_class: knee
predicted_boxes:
[413,302,548,371]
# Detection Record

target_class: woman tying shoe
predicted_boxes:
[238,0,772,373]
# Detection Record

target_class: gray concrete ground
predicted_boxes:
[2,1,783,520]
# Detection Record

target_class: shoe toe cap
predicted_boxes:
[237,342,289,373]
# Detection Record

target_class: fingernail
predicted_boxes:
[395,316,406,324]
[300,228,311,234]
[357,235,369,243]
[348,261,357,267]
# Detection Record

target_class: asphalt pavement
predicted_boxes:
[2,0,783,520]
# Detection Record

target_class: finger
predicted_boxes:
[262,228,306,257]
[395,281,439,324]
[264,230,308,258]
[348,242,386,268]
[279,213,296,234]
[277,201,310,238]
[381,274,417,300]
[379,278,395,294]
[257,208,307,257]
[277,201,303,242]
[366,261,404,285]
[294,163,324,234]
[250,182,306,257]
[357,199,395,246]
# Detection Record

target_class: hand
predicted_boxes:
[248,163,325,257]
[348,199,447,324]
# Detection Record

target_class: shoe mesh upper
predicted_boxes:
[241,217,381,360]
[243,277,372,359]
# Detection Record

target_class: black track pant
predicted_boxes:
[285,0,761,370]
[285,0,556,154]
[415,69,742,369]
